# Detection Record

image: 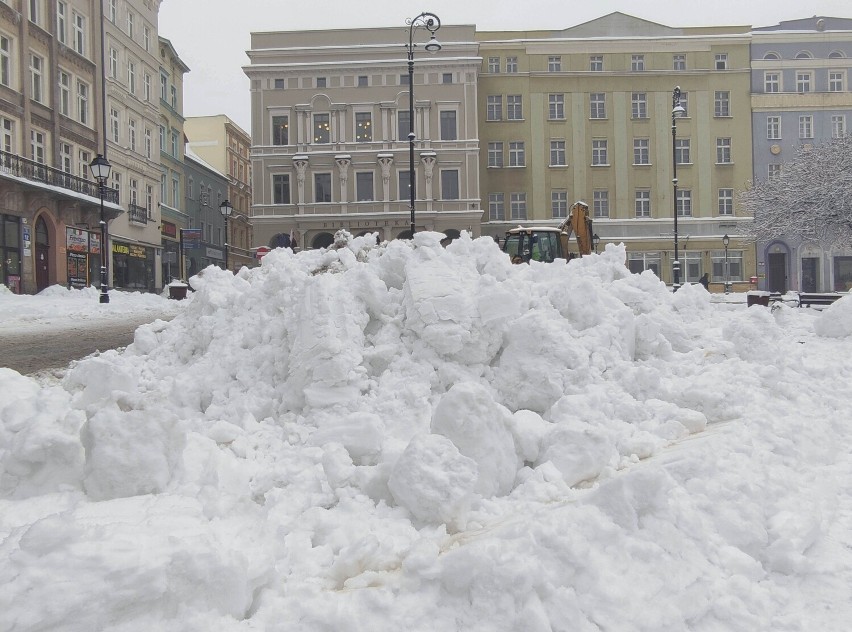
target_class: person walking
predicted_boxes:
[698,273,709,290]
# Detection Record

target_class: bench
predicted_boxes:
[797,292,845,308]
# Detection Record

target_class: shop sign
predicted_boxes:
[128,245,147,259]
[66,227,90,253]
[113,243,130,255]
[67,252,88,288]
[181,228,202,249]
[161,221,177,238]
[206,247,223,260]
[90,232,101,255]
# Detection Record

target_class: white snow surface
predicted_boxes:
[1,231,851,631]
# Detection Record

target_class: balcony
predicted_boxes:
[0,150,118,204]
[128,203,148,224]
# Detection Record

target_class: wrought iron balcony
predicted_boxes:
[0,150,119,204]
[128,203,148,224]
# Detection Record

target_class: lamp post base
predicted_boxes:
[99,288,110,304]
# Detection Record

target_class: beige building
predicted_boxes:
[184,114,254,270]
[0,0,121,294]
[104,0,163,291]
[477,13,756,287]
[244,24,482,251]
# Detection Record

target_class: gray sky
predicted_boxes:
[159,0,851,133]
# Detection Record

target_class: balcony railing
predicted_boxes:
[128,203,148,224]
[0,150,118,204]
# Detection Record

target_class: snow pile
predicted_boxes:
[1,231,851,631]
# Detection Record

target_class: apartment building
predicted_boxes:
[100,0,162,292]
[183,146,228,278]
[0,0,121,294]
[156,35,188,285]
[751,16,852,293]
[477,13,755,288]
[184,114,254,271]
[244,25,482,251]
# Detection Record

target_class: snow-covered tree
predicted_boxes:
[739,134,852,246]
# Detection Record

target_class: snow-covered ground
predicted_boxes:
[1,232,851,631]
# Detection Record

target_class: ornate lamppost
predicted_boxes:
[220,199,233,271]
[671,86,685,289]
[89,154,111,304]
[592,233,600,254]
[405,12,441,237]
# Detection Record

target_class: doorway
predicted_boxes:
[35,216,50,291]
[801,257,818,292]
[767,252,787,293]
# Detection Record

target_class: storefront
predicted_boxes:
[112,240,155,292]
[1,213,22,293]
[65,226,102,289]
[161,221,181,283]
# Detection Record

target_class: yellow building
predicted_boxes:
[477,13,755,288]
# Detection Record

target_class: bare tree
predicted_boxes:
[739,135,852,247]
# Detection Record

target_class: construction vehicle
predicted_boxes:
[502,201,594,264]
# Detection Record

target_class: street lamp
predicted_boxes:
[89,153,111,304]
[671,86,686,290]
[592,233,600,254]
[219,199,233,271]
[405,12,441,238]
[722,233,731,294]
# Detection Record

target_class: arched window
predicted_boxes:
[795,51,813,59]
[763,52,780,60]
[829,51,846,59]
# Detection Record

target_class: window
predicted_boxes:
[357,75,368,87]
[144,73,151,101]
[506,57,518,73]
[171,176,178,207]
[57,2,67,44]
[592,139,608,165]
[129,178,138,205]
[550,140,566,166]
[829,71,844,92]
[356,172,374,201]
[628,252,661,276]
[73,11,85,55]
[398,170,411,200]
[631,92,647,119]
[170,85,177,109]
[0,36,9,87]
[441,170,459,200]
[112,171,122,203]
[714,91,730,117]
[145,128,152,159]
[590,93,606,119]
[128,61,136,94]
[78,149,89,178]
[273,174,290,204]
[489,193,504,220]
[440,110,457,140]
[715,53,728,70]
[795,51,813,59]
[831,115,846,138]
[551,190,568,218]
[160,173,166,203]
[679,91,689,116]
[799,115,813,139]
[716,137,732,164]
[796,72,811,93]
[764,72,780,93]
[1,117,14,154]
[675,138,690,164]
[548,94,564,120]
[314,173,331,202]
[170,130,178,157]
[272,115,289,145]
[593,190,609,217]
[60,142,71,174]
[108,0,116,22]
[442,73,452,84]
[676,189,692,216]
[58,71,70,116]
[314,77,326,88]
[510,192,527,220]
[631,55,644,71]
[144,26,151,52]
[30,54,43,103]
[313,113,330,143]
[488,57,499,73]
[110,48,118,79]
[160,73,167,100]
[126,11,134,39]
[487,141,503,167]
[129,119,137,151]
[635,190,651,217]
[487,95,502,121]
[398,110,410,140]
[763,52,780,60]
[356,112,373,142]
[548,56,561,72]
[673,54,686,70]
[508,141,525,167]
[76,80,88,125]
[768,164,781,179]
[28,0,39,24]
[590,55,603,71]
[399,74,409,86]
[159,125,165,152]
[633,138,650,165]
[507,95,523,120]
[274,78,285,89]
[30,129,45,163]
[718,189,733,215]
[146,185,153,215]
[767,116,781,140]
[712,249,742,282]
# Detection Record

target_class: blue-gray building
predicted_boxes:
[183,148,229,278]
[751,16,852,292]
